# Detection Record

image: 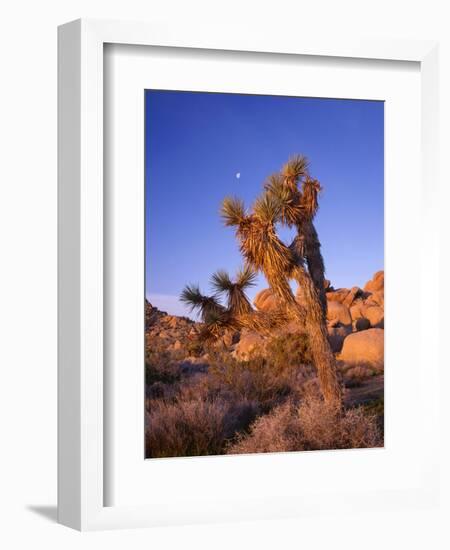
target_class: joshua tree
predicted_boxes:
[221,155,342,407]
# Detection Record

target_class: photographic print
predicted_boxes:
[145,90,384,458]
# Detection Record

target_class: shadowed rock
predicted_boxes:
[354,317,371,331]
[327,324,352,353]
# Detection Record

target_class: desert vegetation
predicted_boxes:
[145,155,384,458]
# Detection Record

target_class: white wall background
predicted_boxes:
[0,1,449,548]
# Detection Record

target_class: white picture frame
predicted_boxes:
[58,18,440,531]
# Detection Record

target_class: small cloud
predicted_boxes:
[235,172,241,180]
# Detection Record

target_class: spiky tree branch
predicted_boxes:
[196,309,238,343]
[180,284,225,323]
[210,267,257,317]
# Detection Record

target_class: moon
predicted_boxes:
[235,172,241,180]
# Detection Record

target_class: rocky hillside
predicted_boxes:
[145,300,200,355]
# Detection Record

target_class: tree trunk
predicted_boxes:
[305,318,342,407]
[291,266,342,407]
[298,220,327,318]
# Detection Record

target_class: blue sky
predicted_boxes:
[145,90,384,318]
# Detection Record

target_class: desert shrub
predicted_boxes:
[145,380,180,402]
[145,358,180,387]
[362,396,384,435]
[264,332,312,370]
[187,339,204,357]
[145,396,259,458]
[363,396,384,416]
[228,392,382,455]
[145,351,180,386]
[207,351,313,412]
[228,400,295,454]
[294,395,382,450]
[337,362,377,387]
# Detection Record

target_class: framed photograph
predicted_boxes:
[143,89,385,458]
[58,19,440,530]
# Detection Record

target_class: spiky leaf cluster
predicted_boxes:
[282,154,309,188]
[180,266,258,341]
[180,284,224,323]
[210,266,257,317]
[264,173,302,227]
[221,196,247,227]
